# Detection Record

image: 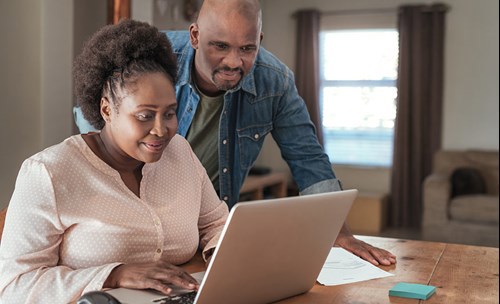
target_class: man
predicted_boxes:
[74,0,396,266]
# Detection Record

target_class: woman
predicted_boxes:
[0,19,228,303]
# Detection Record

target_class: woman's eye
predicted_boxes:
[165,111,176,120]
[136,113,153,121]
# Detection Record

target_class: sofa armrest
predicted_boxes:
[422,173,452,226]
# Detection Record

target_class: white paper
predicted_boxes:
[317,247,393,286]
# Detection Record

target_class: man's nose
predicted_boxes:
[223,49,243,69]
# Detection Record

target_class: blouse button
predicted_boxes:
[254,133,260,139]
[223,168,228,173]
[223,196,229,201]
[222,139,227,145]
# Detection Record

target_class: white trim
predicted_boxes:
[320,11,397,30]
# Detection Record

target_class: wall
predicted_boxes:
[0,0,106,209]
[41,0,74,148]
[0,0,498,209]
[73,0,107,132]
[441,0,499,149]
[132,0,154,24]
[257,0,499,194]
[152,0,196,30]
[0,1,42,209]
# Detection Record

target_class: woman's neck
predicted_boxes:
[84,131,144,174]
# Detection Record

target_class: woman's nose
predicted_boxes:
[150,118,165,137]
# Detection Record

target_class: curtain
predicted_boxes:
[390,4,448,228]
[295,9,324,145]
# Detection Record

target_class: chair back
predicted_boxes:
[0,208,6,242]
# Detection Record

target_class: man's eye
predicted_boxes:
[215,43,228,50]
[241,46,256,53]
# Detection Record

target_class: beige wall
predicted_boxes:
[41,0,74,148]
[0,0,498,208]
[0,0,105,209]
[0,1,42,209]
[257,0,499,194]
[441,0,499,150]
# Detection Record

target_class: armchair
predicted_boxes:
[422,150,499,247]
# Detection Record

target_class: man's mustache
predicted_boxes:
[215,66,244,74]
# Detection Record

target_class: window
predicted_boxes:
[320,29,399,167]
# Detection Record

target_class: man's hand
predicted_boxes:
[334,224,396,266]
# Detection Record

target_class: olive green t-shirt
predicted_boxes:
[185,90,224,191]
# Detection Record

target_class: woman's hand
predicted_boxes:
[103,260,199,295]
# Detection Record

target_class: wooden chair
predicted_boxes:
[0,208,7,242]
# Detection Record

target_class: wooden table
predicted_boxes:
[181,236,499,303]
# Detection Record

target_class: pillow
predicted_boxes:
[451,167,486,198]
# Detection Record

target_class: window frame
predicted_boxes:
[319,12,398,168]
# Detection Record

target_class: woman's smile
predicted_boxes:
[142,139,167,153]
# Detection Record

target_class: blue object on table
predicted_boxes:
[389,282,436,300]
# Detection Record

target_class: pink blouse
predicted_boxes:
[0,134,228,303]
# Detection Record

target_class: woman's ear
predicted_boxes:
[100,97,112,123]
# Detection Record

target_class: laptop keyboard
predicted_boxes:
[153,291,197,304]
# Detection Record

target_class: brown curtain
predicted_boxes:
[390,4,448,228]
[295,9,324,145]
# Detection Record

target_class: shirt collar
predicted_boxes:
[239,65,257,96]
[176,43,195,87]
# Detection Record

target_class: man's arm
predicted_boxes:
[271,70,396,266]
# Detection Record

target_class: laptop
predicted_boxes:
[106,189,357,304]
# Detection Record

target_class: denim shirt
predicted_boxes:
[73,31,342,209]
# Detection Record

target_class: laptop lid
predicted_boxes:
[195,189,357,304]
[105,189,357,304]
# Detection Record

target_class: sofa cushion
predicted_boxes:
[433,150,499,195]
[449,195,499,225]
[451,167,486,198]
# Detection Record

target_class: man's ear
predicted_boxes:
[260,31,264,43]
[189,23,200,49]
[100,97,112,123]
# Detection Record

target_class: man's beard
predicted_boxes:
[212,67,244,91]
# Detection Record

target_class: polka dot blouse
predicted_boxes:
[0,134,228,303]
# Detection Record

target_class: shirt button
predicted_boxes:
[156,248,162,254]
[222,139,227,145]
[223,168,228,173]
[254,133,260,139]
[154,220,160,226]
[223,196,229,201]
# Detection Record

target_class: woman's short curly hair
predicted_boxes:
[73,19,177,130]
